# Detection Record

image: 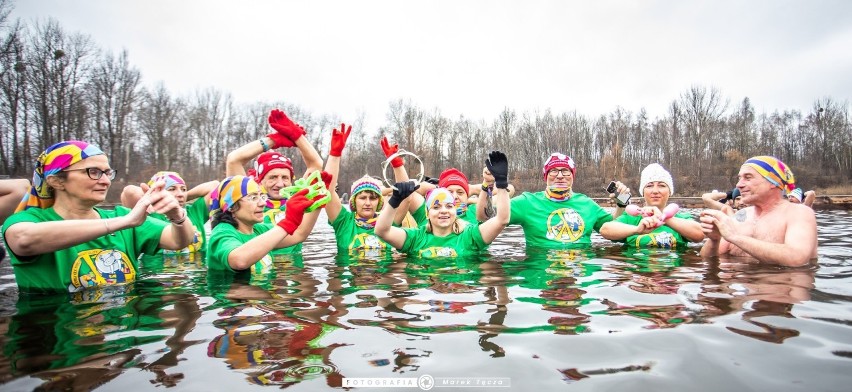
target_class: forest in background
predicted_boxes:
[1,1,850,202]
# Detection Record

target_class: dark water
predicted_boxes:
[0,209,851,391]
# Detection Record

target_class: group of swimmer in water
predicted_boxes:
[0,108,819,294]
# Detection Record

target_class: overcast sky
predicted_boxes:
[11,0,852,129]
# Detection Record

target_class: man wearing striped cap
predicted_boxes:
[699,156,817,266]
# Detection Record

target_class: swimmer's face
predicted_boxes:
[736,166,774,205]
[446,185,468,205]
[642,181,670,208]
[545,167,573,188]
[261,168,292,200]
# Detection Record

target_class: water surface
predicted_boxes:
[1,209,850,391]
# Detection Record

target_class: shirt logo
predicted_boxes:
[418,247,458,258]
[545,208,586,242]
[69,249,136,292]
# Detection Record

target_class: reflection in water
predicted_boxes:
[0,210,849,390]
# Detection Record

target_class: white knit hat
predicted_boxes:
[639,163,674,196]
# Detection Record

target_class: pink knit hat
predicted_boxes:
[542,152,576,180]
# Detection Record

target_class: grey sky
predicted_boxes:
[11,0,852,129]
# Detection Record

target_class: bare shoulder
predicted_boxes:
[785,202,817,223]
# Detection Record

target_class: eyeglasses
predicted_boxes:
[547,168,573,177]
[63,167,117,180]
[242,193,269,203]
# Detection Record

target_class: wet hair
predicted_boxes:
[210,209,238,229]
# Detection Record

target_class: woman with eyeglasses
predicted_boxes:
[1,140,195,294]
[206,175,327,273]
[600,163,704,248]
[120,171,219,254]
[496,152,624,249]
[374,151,511,259]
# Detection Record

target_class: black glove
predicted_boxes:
[719,188,735,204]
[485,151,509,189]
[423,176,440,185]
[388,180,420,208]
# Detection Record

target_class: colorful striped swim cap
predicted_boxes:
[425,188,455,210]
[349,176,383,212]
[742,156,796,192]
[17,140,105,211]
[148,171,185,189]
[210,175,264,212]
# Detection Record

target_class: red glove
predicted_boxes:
[277,188,312,235]
[380,136,404,168]
[329,123,352,157]
[268,109,306,148]
[266,131,296,148]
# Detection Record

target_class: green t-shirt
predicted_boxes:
[206,222,282,274]
[2,206,167,294]
[262,202,302,255]
[147,197,209,254]
[508,191,613,248]
[399,223,487,259]
[330,208,392,256]
[615,211,696,249]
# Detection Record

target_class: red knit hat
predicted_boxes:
[542,152,576,180]
[254,151,294,181]
[438,168,469,196]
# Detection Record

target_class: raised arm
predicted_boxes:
[477,151,510,244]
[187,180,219,201]
[120,184,145,208]
[322,123,351,222]
[803,190,816,208]
[0,178,29,224]
[381,136,425,213]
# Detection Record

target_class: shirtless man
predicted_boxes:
[699,156,817,267]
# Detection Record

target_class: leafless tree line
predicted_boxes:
[1,5,850,201]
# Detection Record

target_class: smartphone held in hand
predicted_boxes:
[606,181,631,205]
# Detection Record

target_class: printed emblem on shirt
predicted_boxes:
[69,249,137,292]
[545,208,586,243]
[635,231,677,248]
[349,233,388,251]
[418,247,458,258]
[164,228,204,254]
[264,208,286,224]
[251,255,274,275]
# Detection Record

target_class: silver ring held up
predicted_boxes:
[382,150,424,190]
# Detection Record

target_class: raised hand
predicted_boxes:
[267,109,306,148]
[388,180,420,208]
[485,151,509,189]
[329,123,352,157]
[380,136,404,168]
